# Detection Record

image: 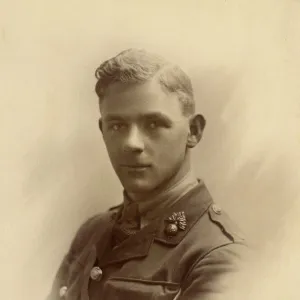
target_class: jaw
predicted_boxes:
[123,151,193,201]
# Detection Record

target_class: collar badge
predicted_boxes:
[164,211,187,237]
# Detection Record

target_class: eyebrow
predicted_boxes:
[103,115,127,122]
[104,112,173,124]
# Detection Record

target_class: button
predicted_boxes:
[90,266,103,281]
[212,204,222,215]
[59,286,67,298]
[165,223,178,236]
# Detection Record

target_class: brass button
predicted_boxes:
[165,223,178,236]
[59,286,67,298]
[212,204,222,215]
[90,266,103,281]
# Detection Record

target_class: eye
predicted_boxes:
[146,120,161,130]
[112,124,121,131]
[148,121,157,129]
[109,123,126,131]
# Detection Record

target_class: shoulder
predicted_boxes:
[184,202,248,278]
[107,203,123,213]
[190,202,246,252]
[69,204,122,255]
[75,203,122,235]
[207,203,245,244]
[189,203,249,275]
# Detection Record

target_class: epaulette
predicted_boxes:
[208,203,245,243]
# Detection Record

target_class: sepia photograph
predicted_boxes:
[1,1,299,299]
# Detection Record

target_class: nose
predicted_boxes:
[123,126,145,152]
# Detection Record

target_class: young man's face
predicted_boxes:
[100,79,191,194]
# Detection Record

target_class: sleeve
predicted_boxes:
[45,215,100,300]
[178,242,247,300]
[46,253,72,300]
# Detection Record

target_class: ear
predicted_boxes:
[187,114,206,148]
[98,118,103,133]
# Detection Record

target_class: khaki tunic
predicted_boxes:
[47,181,246,300]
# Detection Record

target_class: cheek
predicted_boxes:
[151,130,188,157]
[103,136,121,157]
[166,128,188,146]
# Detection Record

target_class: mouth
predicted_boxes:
[120,164,151,171]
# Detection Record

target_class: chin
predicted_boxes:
[122,178,157,194]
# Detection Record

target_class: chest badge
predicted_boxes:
[165,211,187,237]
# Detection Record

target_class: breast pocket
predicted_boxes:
[103,277,181,300]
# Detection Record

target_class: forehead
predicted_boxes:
[100,79,184,119]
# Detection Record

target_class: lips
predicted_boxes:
[120,163,151,170]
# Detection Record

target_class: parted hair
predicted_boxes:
[95,48,195,116]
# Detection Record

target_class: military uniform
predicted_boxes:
[47,180,246,300]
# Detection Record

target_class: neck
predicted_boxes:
[127,151,195,202]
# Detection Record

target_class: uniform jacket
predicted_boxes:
[47,180,246,300]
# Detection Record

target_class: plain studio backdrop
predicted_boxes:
[0,0,300,299]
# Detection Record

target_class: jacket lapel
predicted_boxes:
[98,220,158,267]
[96,180,213,267]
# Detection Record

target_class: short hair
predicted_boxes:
[95,48,195,116]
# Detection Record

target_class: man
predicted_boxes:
[47,48,246,300]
